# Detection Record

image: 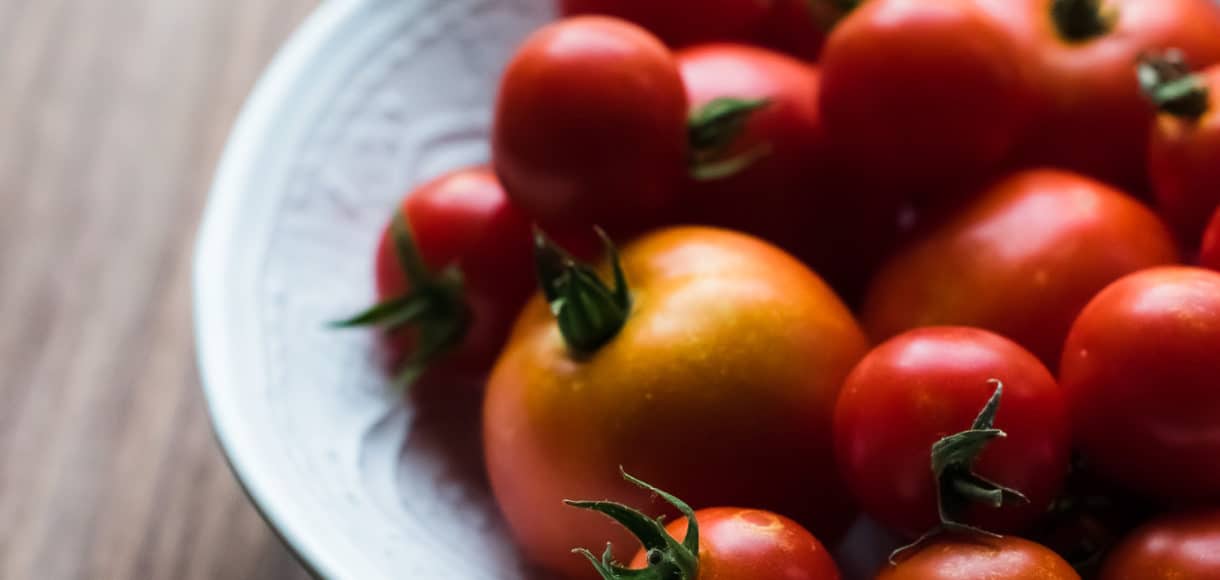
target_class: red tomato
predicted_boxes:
[1203,207,1220,270]
[978,0,1220,193]
[557,0,773,49]
[834,327,1071,539]
[878,535,1080,580]
[819,0,1033,195]
[862,169,1179,369]
[1148,61,1220,243]
[337,166,532,386]
[1060,266,1220,502]
[1100,509,1220,579]
[484,227,869,579]
[492,17,687,228]
[675,43,903,300]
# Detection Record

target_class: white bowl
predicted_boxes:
[194,1,897,578]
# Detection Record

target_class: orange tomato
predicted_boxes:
[877,535,1080,580]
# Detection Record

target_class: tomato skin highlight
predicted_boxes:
[818,0,1033,195]
[1149,65,1220,244]
[833,327,1071,539]
[625,507,841,580]
[371,167,533,382]
[483,226,869,579]
[979,0,1220,193]
[862,169,1179,369]
[1202,208,1220,270]
[1060,266,1220,502]
[877,535,1080,580]
[1100,509,1220,580]
[492,16,687,229]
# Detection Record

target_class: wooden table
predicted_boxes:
[0,0,317,577]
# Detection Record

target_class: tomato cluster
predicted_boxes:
[336,1,1220,578]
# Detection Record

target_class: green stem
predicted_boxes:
[1050,0,1116,42]
[688,97,771,182]
[1139,52,1211,120]
[534,227,631,355]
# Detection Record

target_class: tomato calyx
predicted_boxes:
[565,468,701,580]
[892,380,1030,562]
[688,97,772,181]
[1050,0,1116,43]
[1139,51,1211,120]
[332,212,470,388]
[534,227,632,355]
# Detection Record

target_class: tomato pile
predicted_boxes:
[337,1,1220,578]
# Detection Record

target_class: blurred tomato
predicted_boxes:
[978,0,1220,193]
[492,17,687,229]
[863,169,1179,369]
[1147,59,1220,243]
[1061,267,1220,502]
[1100,509,1220,580]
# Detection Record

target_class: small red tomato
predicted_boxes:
[1203,207,1220,270]
[492,17,687,228]
[834,327,1071,539]
[336,166,532,386]
[978,0,1220,193]
[676,43,902,299]
[819,0,1033,195]
[1100,509,1220,579]
[1146,58,1220,243]
[557,0,773,49]
[569,471,841,580]
[878,535,1080,580]
[862,169,1179,369]
[1060,266,1220,502]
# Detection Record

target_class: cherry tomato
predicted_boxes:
[557,0,772,49]
[1202,208,1220,270]
[675,43,903,300]
[1100,509,1220,579]
[492,17,687,228]
[335,166,533,386]
[484,226,869,579]
[834,327,1071,539]
[978,0,1220,193]
[1060,266,1220,502]
[819,0,1033,195]
[862,169,1179,369]
[1147,60,1220,243]
[878,535,1080,580]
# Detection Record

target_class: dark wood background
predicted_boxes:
[0,0,318,577]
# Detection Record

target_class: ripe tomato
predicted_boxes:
[1147,60,1220,243]
[568,471,841,580]
[878,535,1080,580]
[335,166,532,386]
[1060,266,1220,502]
[1203,208,1220,270]
[978,0,1220,193]
[484,226,869,579]
[675,43,903,301]
[556,0,772,49]
[819,0,1033,195]
[492,17,687,228]
[1100,509,1220,579]
[834,327,1071,539]
[862,169,1179,369]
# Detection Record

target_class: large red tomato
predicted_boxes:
[878,535,1080,580]
[862,169,1179,369]
[834,327,1071,539]
[1100,509,1220,579]
[977,0,1220,193]
[1203,207,1220,270]
[1060,266,1220,502]
[335,166,532,386]
[1147,60,1220,243]
[675,43,902,301]
[484,227,869,578]
[492,17,687,228]
[819,0,1033,196]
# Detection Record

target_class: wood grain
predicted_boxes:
[0,0,318,577]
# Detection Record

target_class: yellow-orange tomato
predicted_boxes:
[877,535,1080,580]
[483,226,869,579]
[862,168,1178,368]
